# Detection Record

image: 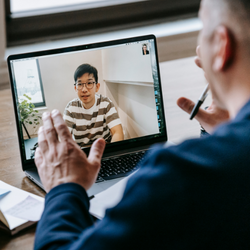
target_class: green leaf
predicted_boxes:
[18,93,42,135]
[24,94,31,100]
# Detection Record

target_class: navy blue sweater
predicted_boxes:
[34,100,250,249]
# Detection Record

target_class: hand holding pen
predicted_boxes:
[177,46,230,133]
[190,84,209,120]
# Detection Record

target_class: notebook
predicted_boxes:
[7,35,167,196]
[0,181,44,235]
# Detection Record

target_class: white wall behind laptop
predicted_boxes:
[102,43,158,140]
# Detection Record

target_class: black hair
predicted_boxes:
[74,64,98,83]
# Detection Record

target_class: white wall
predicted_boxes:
[102,44,159,139]
[106,82,159,139]
[102,43,153,83]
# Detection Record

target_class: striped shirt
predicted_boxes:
[63,94,122,147]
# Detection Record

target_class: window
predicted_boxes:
[9,0,142,16]
[12,59,46,107]
[10,0,103,13]
[5,0,200,46]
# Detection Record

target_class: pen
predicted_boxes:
[190,84,209,120]
[89,195,95,200]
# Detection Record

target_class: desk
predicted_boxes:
[0,57,210,249]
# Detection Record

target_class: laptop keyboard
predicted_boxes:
[96,150,146,183]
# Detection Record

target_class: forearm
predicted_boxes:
[34,183,94,250]
[110,124,124,142]
[111,132,124,142]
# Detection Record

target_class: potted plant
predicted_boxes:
[18,94,42,139]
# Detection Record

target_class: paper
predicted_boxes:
[90,172,136,219]
[5,195,44,221]
[0,189,10,200]
[0,181,44,230]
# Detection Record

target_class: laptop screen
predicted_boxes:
[8,35,167,167]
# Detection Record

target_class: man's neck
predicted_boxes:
[81,98,96,110]
[226,82,250,119]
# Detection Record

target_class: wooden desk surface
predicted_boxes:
[0,57,211,249]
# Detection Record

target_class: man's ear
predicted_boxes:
[74,85,77,92]
[213,26,235,72]
[96,83,100,92]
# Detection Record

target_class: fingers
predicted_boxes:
[177,97,195,114]
[35,147,44,170]
[177,97,210,123]
[51,110,72,141]
[37,126,48,154]
[88,138,106,167]
[42,112,58,145]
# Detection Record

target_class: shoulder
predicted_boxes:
[98,94,112,103]
[97,94,113,106]
[161,118,250,172]
[65,98,81,109]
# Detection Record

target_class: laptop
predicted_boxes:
[7,35,167,196]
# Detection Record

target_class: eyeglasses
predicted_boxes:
[74,81,96,90]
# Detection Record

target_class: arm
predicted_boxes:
[35,129,234,250]
[110,124,124,142]
[34,110,169,250]
[105,100,123,141]
[34,183,94,250]
[34,132,193,250]
[34,110,241,249]
[34,110,105,248]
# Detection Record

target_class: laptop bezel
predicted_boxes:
[7,34,167,171]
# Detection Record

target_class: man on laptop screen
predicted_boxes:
[64,63,124,147]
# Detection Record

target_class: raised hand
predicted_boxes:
[35,110,106,193]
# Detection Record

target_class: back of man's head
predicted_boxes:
[214,0,250,55]
[200,0,250,113]
[225,0,250,12]
[223,0,250,26]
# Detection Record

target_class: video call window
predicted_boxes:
[10,39,164,160]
